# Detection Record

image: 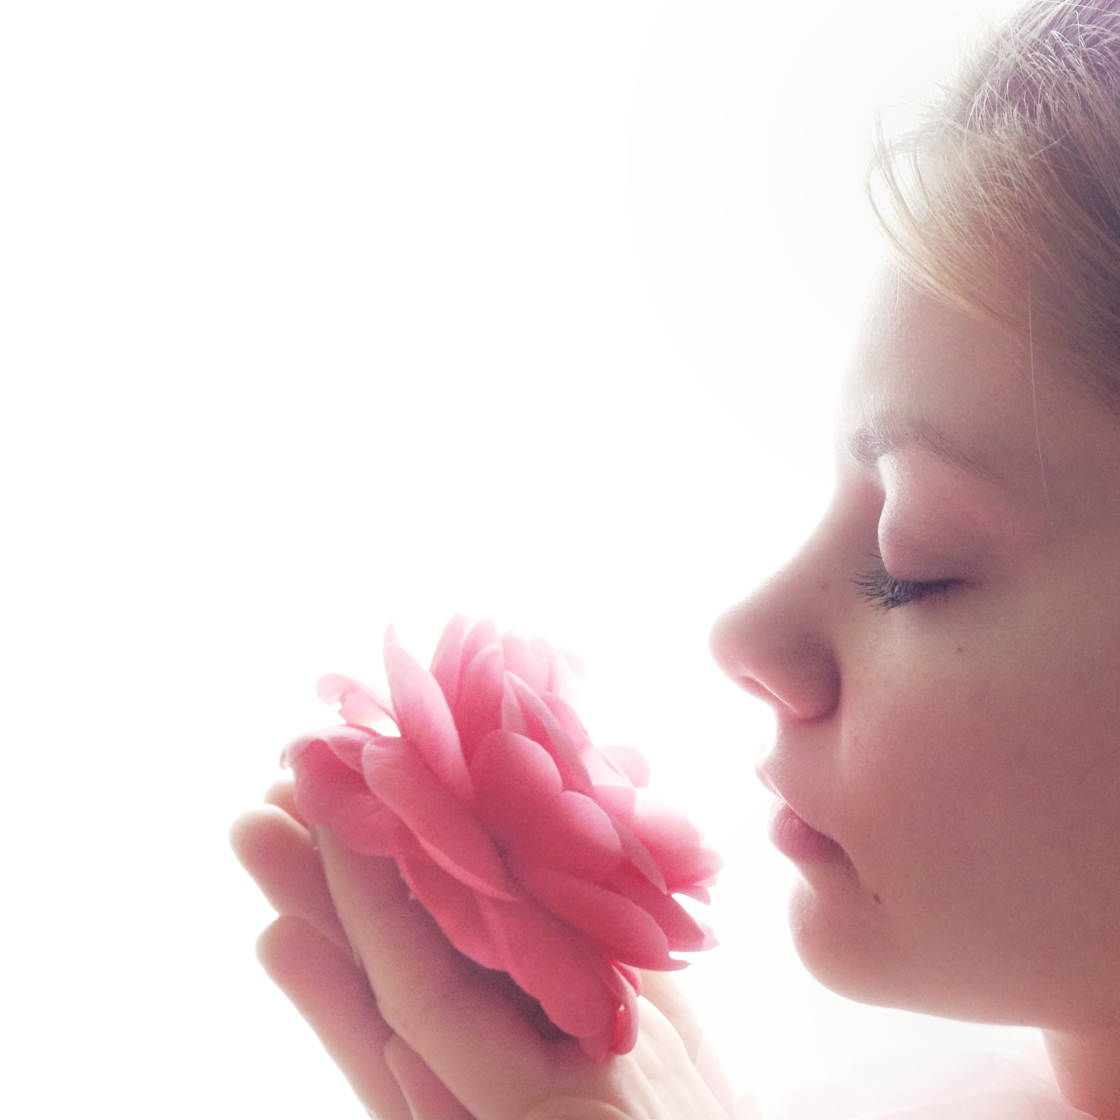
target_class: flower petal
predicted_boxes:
[471,729,562,809]
[521,790,623,880]
[608,865,717,953]
[472,734,623,881]
[362,736,517,901]
[611,819,667,892]
[595,958,640,1056]
[428,614,471,712]
[500,633,556,695]
[504,674,592,794]
[454,643,505,762]
[530,636,580,700]
[539,692,594,752]
[629,791,723,890]
[283,723,374,773]
[579,739,640,809]
[460,618,500,670]
[509,859,681,971]
[678,884,711,904]
[612,960,642,995]
[396,848,506,972]
[282,736,400,855]
[316,673,396,728]
[588,779,637,822]
[383,632,473,804]
[478,896,617,1043]
[600,744,651,788]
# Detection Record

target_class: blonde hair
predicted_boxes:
[869,0,1120,408]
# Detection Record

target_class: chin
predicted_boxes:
[784,877,960,1016]
[786,881,904,1006]
[786,881,1054,1027]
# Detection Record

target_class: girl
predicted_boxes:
[232,1,1120,1114]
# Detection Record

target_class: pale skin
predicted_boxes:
[711,269,1120,1116]
[234,267,1120,1116]
[230,781,735,1119]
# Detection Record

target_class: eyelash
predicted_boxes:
[854,554,959,611]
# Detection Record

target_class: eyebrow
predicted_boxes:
[847,417,1002,482]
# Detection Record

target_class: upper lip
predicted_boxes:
[755,759,840,844]
[754,760,778,796]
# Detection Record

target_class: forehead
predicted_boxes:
[840,270,1120,523]
[842,272,1031,465]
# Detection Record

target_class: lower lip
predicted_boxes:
[768,801,846,863]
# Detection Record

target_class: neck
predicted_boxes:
[1044,1026,1120,1118]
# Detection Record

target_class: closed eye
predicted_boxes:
[854,554,959,610]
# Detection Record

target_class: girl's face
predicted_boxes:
[711,271,1120,1031]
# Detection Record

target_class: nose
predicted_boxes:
[709,560,841,722]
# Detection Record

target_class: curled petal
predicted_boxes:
[600,744,651,788]
[472,729,563,809]
[609,1003,636,1058]
[499,671,528,737]
[285,614,719,1062]
[478,896,617,1042]
[516,790,623,881]
[610,819,667,892]
[629,791,723,890]
[608,865,717,953]
[612,960,642,995]
[396,848,506,972]
[580,740,641,809]
[383,635,473,804]
[460,618,500,672]
[283,724,374,774]
[315,673,396,728]
[454,643,505,762]
[539,693,593,752]
[588,779,637,822]
[509,858,680,971]
[472,732,622,880]
[678,884,711,904]
[504,675,592,794]
[551,654,582,705]
[595,958,640,1056]
[282,738,400,855]
[362,736,517,901]
[499,633,544,693]
[428,615,471,712]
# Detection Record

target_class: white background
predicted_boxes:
[3,2,1043,1116]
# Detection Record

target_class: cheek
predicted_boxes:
[842,641,997,800]
[838,629,1043,869]
[840,627,1120,913]
[837,664,995,899]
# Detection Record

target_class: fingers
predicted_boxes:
[638,973,701,1060]
[316,827,565,1119]
[257,915,413,1120]
[383,1036,475,1120]
[639,973,737,1114]
[263,776,303,823]
[230,804,351,953]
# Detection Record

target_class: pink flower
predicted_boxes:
[281,616,721,1060]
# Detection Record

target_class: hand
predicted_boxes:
[231,781,736,1119]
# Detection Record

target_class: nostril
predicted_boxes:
[729,669,807,719]
[735,675,782,706]
[710,568,840,722]
[712,617,841,721]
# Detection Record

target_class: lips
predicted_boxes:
[754,760,829,834]
[756,761,847,863]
